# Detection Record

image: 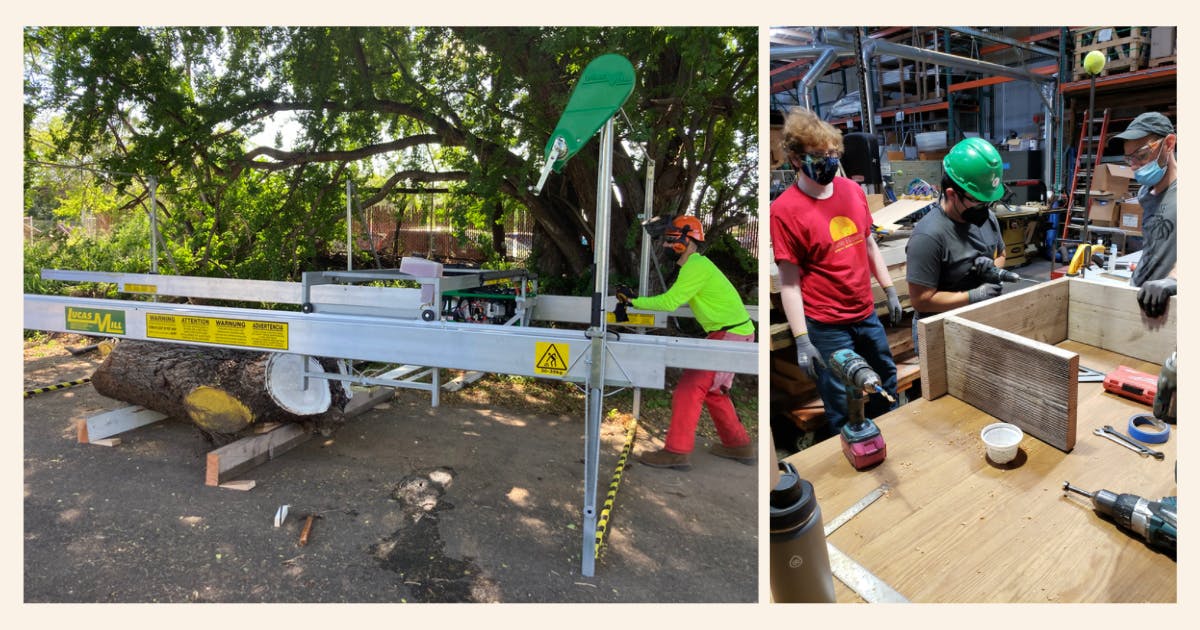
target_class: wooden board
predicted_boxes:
[783,340,1175,603]
[919,279,1070,401]
[205,423,310,487]
[77,405,168,443]
[869,199,935,230]
[944,316,1079,451]
[1067,278,1176,363]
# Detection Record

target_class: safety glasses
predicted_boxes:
[1123,138,1165,167]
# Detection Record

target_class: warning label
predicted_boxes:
[606,312,655,327]
[145,313,289,350]
[534,341,569,377]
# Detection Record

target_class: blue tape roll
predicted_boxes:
[1128,413,1170,444]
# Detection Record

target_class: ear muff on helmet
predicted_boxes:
[663,215,704,253]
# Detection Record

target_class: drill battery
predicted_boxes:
[840,420,887,470]
[1102,366,1158,406]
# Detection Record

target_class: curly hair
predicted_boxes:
[780,107,844,161]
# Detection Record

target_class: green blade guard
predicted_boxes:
[533,53,635,193]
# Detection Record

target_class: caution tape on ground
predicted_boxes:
[594,417,638,558]
[24,378,92,399]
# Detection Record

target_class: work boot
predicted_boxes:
[709,442,756,465]
[639,448,692,470]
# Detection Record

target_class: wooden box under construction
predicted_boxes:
[918,277,1176,452]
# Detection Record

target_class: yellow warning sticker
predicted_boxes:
[606,312,655,327]
[146,313,289,350]
[534,341,569,377]
[123,283,158,294]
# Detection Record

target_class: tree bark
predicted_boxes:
[91,340,348,436]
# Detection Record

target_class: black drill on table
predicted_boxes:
[1063,482,1177,556]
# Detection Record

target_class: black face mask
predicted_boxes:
[961,202,991,227]
[798,156,840,186]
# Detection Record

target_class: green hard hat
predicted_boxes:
[942,137,1004,202]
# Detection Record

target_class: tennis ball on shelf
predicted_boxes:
[1084,50,1106,75]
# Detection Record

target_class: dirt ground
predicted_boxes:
[22,335,758,603]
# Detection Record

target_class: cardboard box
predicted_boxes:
[770,125,785,169]
[918,150,948,161]
[1118,199,1143,231]
[886,150,908,161]
[866,194,886,213]
[1087,194,1118,226]
[1150,26,1176,58]
[1091,163,1134,194]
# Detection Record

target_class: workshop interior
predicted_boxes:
[767,26,1176,603]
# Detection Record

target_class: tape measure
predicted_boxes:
[24,378,92,399]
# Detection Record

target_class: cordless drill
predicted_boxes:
[829,349,894,470]
[971,257,1022,284]
[1063,482,1177,556]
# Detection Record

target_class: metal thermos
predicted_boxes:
[770,461,835,602]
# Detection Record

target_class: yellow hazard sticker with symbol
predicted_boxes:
[606,311,655,327]
[534,341,569,377]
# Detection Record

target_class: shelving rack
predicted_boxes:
[770,26,1176,212]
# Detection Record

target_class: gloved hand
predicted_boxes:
[967,283,1003,304]
[615,286,637,304]
[1137,277,1177,318]
[794,333,824,380]
[884,286,903,327]
[970,255,997,277]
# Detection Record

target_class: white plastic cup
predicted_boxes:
[981,422,1024,464]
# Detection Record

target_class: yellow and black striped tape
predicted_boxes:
[594,418,638,558]
[24,378,92,399]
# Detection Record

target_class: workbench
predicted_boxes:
[784,339,1176,602]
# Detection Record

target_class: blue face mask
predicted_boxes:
[1134,141,1167,187]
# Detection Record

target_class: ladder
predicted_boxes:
[1060,107,1111,243]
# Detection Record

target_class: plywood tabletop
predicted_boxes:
[783,340,1177,603]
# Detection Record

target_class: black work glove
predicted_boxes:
[1137,277,1177,318]
[884,286,903,327]
[615,286,637,304]
[967,283,1003,304]
[794,333,824,380]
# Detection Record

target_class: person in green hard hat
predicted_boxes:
[615,215,756,471]
[905,137,1008,349]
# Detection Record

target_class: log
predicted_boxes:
[91,340,348,436]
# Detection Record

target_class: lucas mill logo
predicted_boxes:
[65,307,126,335]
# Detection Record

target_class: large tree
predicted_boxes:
[24,26,757,291]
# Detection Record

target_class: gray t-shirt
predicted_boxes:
[905,203,1006,317]
[1130,179,1176,287]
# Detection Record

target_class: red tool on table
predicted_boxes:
[1103,366,1157,406]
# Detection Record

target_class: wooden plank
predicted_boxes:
[1067,278,1176,363]
[342,386,395,419]
[442,370,485,392]
[944,316,1078,451]
[918,278,1070,401]
[869,199,935,229]
[77,405,168,444]
[783,341,1174,602]
[205,423,310,487]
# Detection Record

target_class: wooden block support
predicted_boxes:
[205,423,310,487]
[77,405,169,444]
[943,316,1078,451]
[1067,278,1176,364]
[920,278,1069,401]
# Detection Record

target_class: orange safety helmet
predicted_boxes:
[664,215,704,253]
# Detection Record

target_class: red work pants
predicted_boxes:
[664,330,754,454]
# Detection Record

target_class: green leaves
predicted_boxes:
[25,27,756,294]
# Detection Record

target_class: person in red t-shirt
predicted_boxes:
[770,107,899,437]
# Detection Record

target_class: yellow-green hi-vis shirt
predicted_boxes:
[630,254,754,336]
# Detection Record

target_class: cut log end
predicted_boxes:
[185,386,255,433]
